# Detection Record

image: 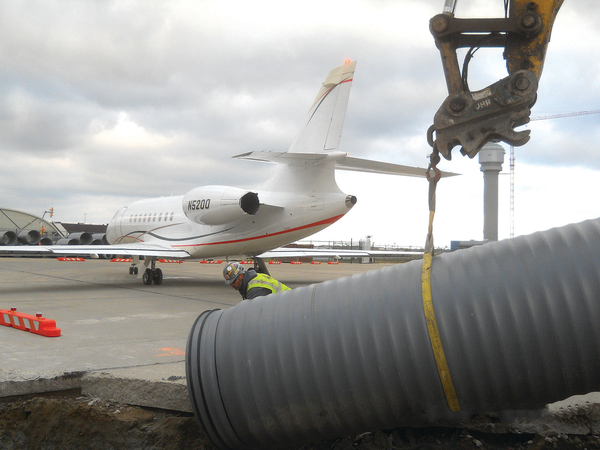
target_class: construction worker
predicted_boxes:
[223,262,290,300]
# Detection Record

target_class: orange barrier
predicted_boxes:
[0,308,61,337]
[200,260,223,264]
[311,261,322,265]
[328,261,340,265]
[57,257,85,262]
[239,260,253,265]
[111,258,133,262]
[290,261,303,265]
[268,261,282,265]
[158,259,183,264]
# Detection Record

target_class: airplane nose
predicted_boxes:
[345,195,357,208]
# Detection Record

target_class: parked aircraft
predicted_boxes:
[0,61,455,285]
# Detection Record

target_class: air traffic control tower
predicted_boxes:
[478,142,505,242]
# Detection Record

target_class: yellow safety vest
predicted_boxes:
[247,273,290,295]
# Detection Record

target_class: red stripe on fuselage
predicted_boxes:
[174,214,345,249]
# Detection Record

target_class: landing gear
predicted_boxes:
[253,256,271,276]
[142,257,163,285]
[129,256,143,276]
[142,268,163,285]
[153,268,163,285]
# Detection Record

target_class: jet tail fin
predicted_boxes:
[287,60,356,154]
[232,60,459,189]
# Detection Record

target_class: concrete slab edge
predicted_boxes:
[81,372,193,413]
[1,369,599,436]
[0,370,193,413]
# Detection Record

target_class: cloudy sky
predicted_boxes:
[1,0,599,249]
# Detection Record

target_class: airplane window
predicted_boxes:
[158,213,162,222]
[170,212,174,221]
[153,213,157,222]
[143,214,147,222]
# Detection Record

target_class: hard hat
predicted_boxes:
[223,262,244,285]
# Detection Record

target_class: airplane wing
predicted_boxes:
[258,247,422,259]
[0,243,191,259]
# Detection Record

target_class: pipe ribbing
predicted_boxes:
[186,218,600,449]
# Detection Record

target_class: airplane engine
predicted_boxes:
[182,186,259,226]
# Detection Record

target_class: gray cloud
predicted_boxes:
[0,0,598,241]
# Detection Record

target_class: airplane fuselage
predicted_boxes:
[106,188,356,259]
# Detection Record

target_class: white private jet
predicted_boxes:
[1,61,454,284]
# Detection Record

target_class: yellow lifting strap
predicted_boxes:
[422,152,460,412]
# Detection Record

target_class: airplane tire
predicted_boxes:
[142,270,153,285]
[153,268,163,285]
[134,266,139,275]
[129,267,134,275]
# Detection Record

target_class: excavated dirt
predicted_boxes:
[2,393,600,450]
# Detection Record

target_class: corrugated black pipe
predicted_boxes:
[17,229,41,245]
[186,217,600,449]
[68,232,93,245]
[1,230,17,245]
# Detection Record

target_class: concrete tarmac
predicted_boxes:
[1,257,599,437]
[0,257,390,411]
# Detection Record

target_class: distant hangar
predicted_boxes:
[0,207,107,246]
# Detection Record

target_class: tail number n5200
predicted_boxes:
[188,199,211,211]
